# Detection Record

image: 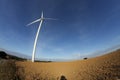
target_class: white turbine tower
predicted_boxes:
[27,12,56,62]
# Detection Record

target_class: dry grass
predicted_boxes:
[0,50,120,80]
[0,60,16,80]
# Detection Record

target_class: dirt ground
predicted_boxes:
[16,50,120,80]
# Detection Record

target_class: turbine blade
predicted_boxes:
[41,11,43,18]
[27,18,41,26]
[44,18,58,20]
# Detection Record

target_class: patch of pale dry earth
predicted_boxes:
[16,50,120,80]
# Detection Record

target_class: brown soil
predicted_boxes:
[16,50,120,80]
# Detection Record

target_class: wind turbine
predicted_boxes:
[27,12,57,62]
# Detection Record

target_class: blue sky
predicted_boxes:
[0,0,120,60]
